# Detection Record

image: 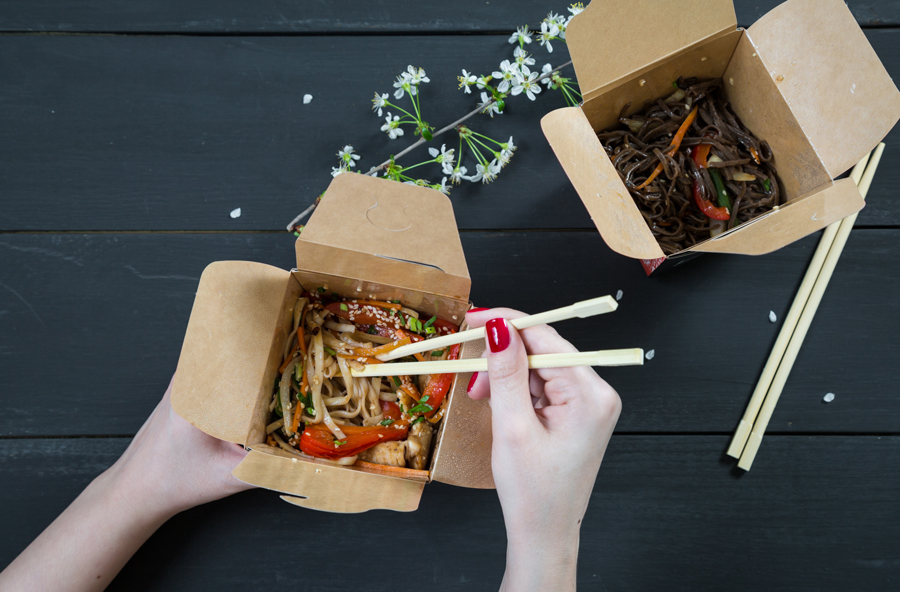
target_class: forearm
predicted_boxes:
[0,466,173,592]
[500,527,580,592]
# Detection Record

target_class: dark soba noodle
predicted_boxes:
[597,77,783,255]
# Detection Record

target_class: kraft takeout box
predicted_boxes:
[542,0,900,275]
[171,173,494,513]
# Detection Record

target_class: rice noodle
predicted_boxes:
[325,320,356,333]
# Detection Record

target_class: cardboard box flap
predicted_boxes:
[748,0,900,177]
[690,177,864,255]
[567,0,736,101]
[172,261,293,445]
[541,106,666,260]
[233,448,425,513]
[296,173,470,300]
[430,337,495,489]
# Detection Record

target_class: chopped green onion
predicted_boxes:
[339,303,349,312]
[391,299,401,304]
[392,376,401,387]
[390,309,397,317]
[334,440,347,446]
[420,395,429,403]
[411,416,425,425]
[425,326,436,335]
[317,287,326,294]
[424,316,436,328]
[407,402,433,415]
[431,350,444,357]
[367,326,377,334]
[763,179,772,192]
[380,419,394,426]
[324,346,336,356]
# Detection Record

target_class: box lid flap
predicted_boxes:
[748,0,900,177]
[296,173,470,301]
[430,337,495,489]
[566,0,736,101]
[171,261,292,445]
[690,177,864,255]
[233,448,425,513]
[541,106,666,260]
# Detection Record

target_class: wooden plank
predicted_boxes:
[1,31,899,232]
[0,1,896,32]
[0,435,897,591]
[1,230,898,436]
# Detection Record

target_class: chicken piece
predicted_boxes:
[358,441,406,467]
[405,421,434,470]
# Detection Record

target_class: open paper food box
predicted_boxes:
[542,0,900,275]
[171,173,494,513]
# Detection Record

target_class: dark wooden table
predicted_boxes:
[2,2,899,590]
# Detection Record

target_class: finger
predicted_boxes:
[465,307,527,329]
[484,318,538,425]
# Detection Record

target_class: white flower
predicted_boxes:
[380,112,404,139]
[540,63,555,87]
[513,46,535,69]
[476,75,492,90]
[542,14,561,37]
[372,92,389,116]
[449,165,468,185]
[476,160,502,184]
[428,144,456,172]
[508,25,533,46]
[502,136,517,153]
[539,22,558,52]
[393,73,417,99]
[432,177,451,195]
[511,66,542,101]
[492,59,519,93]
[568,3,585,16]
[498,150,513,168]
[331,166,347,178]
[406,65,429,85]
[479,91,501,118]
[337,145,361,168]
[458,69,477,94]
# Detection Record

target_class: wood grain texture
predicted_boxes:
[0,435,897,591]
[0,0,897,32]
[1,230,897,436]
[1,30,898,231]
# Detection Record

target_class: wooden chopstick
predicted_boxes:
[378,296,618,361]
[725,151,873,460]
[350,348,644,377]
[736,143,885,471]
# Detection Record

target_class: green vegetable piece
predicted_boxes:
[339,303,349,312]
[334,440,347,446]
[709,169,733,211]
[425,326,437,335]
[324,346,336,356]
[411,416,425,425]
[431,349,444,357]
[424,316,436,328]
[763,179,772,192]
[406,402,433,415]
[380,419,394,426]
[317,287,326,294]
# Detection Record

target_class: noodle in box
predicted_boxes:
[542,0,900,275]
[170,174,494,513]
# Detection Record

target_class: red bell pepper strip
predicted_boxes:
[299,422,409,459]
[419,344,461,417]
[380,400,402,420]
[691,144,730,220]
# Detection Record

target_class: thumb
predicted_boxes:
[485,318,537,424]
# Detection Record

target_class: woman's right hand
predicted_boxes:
[465,308,622,592]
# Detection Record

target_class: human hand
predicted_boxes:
[103,375,254,520]
[465,308,622,592]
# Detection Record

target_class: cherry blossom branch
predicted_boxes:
[364,59,573,177]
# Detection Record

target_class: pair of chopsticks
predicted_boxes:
[727,144,885,471]
[348,295,644,378]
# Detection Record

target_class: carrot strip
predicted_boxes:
[347,337,411,357]
[353,459,430,480]
[749,146,761,164]
[290,396,304,433]
[413,352,426,362]
[279,344,299,374]
[349,300,402,310]
[634,106,698,190]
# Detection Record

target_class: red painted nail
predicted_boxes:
[467,373,478,392]
[468,307,489,313]
[486,318,510,353]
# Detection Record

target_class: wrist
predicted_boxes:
[94,462,178,528]
[502,525,580,592]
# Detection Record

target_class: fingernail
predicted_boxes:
[486,318,510,353]
[468,307,489,313]
[467,373,478,392]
